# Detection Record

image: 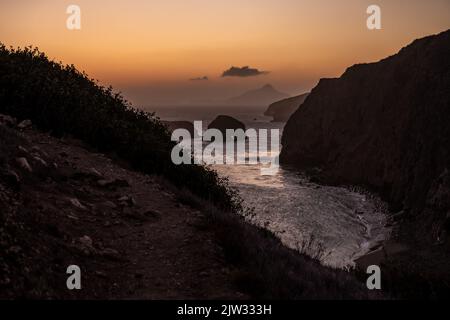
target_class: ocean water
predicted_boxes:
[151,106,391,268]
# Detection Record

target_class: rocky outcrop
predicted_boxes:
[280,30,450,242]
[208,115,246,134]
[264,93,309,122]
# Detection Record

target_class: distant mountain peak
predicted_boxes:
[262,84,274,90]
[227,84,289,106]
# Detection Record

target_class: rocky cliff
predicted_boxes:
[264,93,309,122]
[280,30,450,243]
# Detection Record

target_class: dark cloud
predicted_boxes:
[221,66,269,77]
[189,76,209,81]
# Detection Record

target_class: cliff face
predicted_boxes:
[162,121,195,136]
[0,116,242,299]
[227,84,289,106]
[264,93,309,122]
[280,30,450,241]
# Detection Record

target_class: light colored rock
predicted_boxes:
[18,146,29,154]
[15,157,33,172]
[95,271,108,278]
[17,119,32,129]
[118,195,136,206]
[69,198,87,210]
[89,168,103,179]
[100,248,121,260]
[79,235,93,247]
[33,156,48,167]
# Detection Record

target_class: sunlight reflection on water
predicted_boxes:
[207,122,391,268]
[160,108,391,268]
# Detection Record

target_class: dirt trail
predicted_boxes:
[1,123,245,299]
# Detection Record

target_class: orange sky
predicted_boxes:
[1,0,449,105]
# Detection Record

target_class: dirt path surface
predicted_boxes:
[1,123,245,299]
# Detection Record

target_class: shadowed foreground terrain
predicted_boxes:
[0,117,369,299]
[0,120,241,299]
[264,93,309,122]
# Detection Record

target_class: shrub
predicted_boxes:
[0,45,239,211]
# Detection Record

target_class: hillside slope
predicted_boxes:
[0,119,242,299]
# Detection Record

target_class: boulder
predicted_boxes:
[280,30,450,240]
[208,115,246,135]
[17,119,32,129]
[118,195,136,207]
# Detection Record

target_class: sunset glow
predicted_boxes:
[1,0,449,105]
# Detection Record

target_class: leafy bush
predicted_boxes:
[0,45,239,211]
